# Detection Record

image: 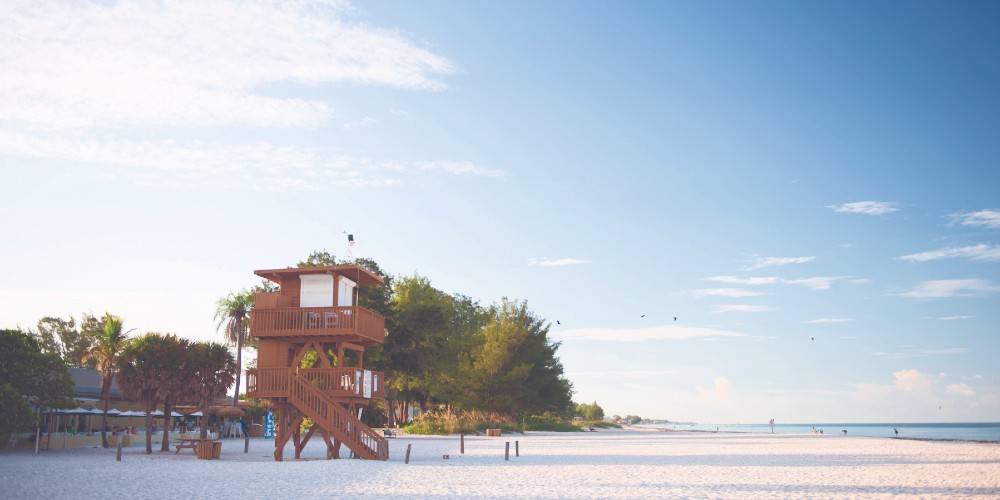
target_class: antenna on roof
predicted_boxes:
[344,232,355,261]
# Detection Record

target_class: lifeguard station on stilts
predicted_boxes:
[245,264,388,461]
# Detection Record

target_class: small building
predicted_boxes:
[245,264,388,461]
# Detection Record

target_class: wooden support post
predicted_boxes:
[516,440,519,457]
[244,433,249,454]
[404,443,411,464]
[116,440,122,461]
[460,433,464,454]
[505,441,509,461]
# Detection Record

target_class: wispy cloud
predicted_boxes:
[784,276,844,290]
[939,315,973,321]
[806,318,852,324]
[946,383,976,397]
[688,288,770,298]
[741,256,815,271]
[551,325,747,342]
[0,1,487,190]
[526,258,591,267]
[712,304,776,313]
[827,201,899,216]
[705,276,780,285]
[344,116,378,130]
[872,347,970,359]
[897,279,1000,299]
[952,209,1000,229]
[898,244,1000,263]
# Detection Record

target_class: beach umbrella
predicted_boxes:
[189,411,204,417]
[107,408,123,415]
[150,410,164,417]
[171,411,183,417]
[216,406,244,418]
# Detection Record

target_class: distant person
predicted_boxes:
[240,418,248,437]
[842,429,847,436]
[812,426,817,434]
[894,428,898,437]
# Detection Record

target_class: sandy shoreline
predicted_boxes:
[4,428,999,499]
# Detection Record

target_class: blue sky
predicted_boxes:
[2,0,998,424]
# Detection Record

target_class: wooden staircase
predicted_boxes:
[289,374,388,460]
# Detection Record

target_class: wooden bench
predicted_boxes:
[383,429,397,438]
[174,438,202,454]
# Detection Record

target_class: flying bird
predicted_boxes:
[673,317,677,321]
[641,314,645,318]
[811,337,815,341]
[556,320,561,325]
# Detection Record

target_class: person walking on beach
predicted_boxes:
[894,428,898,437]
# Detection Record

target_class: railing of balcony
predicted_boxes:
[246,367,385,400]
[245,368,290,398]
[251,306,385,342]
[254,292,297,309]
[300,368,385,400]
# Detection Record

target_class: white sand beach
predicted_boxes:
[3,428,998,499]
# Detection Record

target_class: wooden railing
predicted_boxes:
[246,367,385,401]
[251,306,385,342]
[245,368,290,398]
[289,375,388,460]
[300,368,385,400]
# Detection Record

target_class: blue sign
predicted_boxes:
[265,410,274,439]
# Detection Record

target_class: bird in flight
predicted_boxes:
[673,317,678,321]
[641,314,645,318]
[811,337,815,341]
[556,320,561,325]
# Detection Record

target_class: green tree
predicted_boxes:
[80,313,131,448]
[117,333,187,454]
[184,342,236,440]
[574,401,605,421]
[215,290,253,407]
[0,329,75,439]
[32,314,104,369]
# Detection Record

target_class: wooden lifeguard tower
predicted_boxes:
[245,264,388,461]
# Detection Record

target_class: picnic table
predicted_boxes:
[174,438,203,454]
[175,438,222,459]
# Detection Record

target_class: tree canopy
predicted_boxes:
[0,329,75,437]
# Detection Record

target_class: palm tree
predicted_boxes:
[117,333,186,454]
[215,290,253,406]
[81,313,131,448]
[185,342,236,440]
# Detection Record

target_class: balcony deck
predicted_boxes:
[246,367,385,401]
[251,304,385,344]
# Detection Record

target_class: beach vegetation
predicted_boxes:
[215,289,253,407]
[117,332,188,454]
[31,314,107,370]
[573,401,605,421]
[184,341,237,440]
[80,313,131,448]
[0,328,75,437]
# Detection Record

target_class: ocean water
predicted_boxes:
[645,422,1000,442]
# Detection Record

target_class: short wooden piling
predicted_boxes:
[460,433,465,454]
[515,440,519,457]
[405,443,412,464]
[116,441,122,462]
[505,441,509,461]
[244,434,249,454]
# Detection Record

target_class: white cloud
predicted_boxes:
[940,315,974,321]
[953,209,1000,229]
[805,318,852,324]
[898,244,1000,263]
[551,325,747,342]
[696,377,738,410]
[898,279,1000,299]
[705,276,780,285]
[784,276,844,290]
[344,116,378,130]
[872,347,970,358]
[526,258,591,267]
[741,256,815,271]
[946,383,976,397]
[894,369,934,392]
[827,201,900,216]
[712,304,776,313]
[1,1,453,131]
[0,1,490,189]
[688,288,769,298]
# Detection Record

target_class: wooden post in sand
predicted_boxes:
[505,441,509,461]
[404,443,412,464]
[116,440,122,461]
[244,433,249,454]
[460,433,464,454]
[515,440,519,457]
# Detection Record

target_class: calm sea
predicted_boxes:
[645,422,1000,442]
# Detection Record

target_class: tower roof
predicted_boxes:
[254,264,384,287]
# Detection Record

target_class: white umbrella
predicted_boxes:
[107,408,123,415]
[150,410,164,417]
[189,411,204,417]
[171,411,183,417]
